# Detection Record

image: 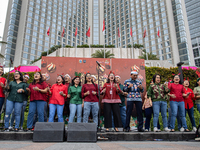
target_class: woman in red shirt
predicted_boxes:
[0,66,6,116]
[168,75,189,132]
[26,71,48,131]
[48,75,68,122]
[183,80,197,132]
[82,73,99,127]
[101,71,122,132]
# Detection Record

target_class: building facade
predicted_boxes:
[1,0,195,67]
[184,0,200,67]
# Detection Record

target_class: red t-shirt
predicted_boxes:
[101,82,122,103]
[0,77,6,97]
[184,87,195,109]
[64,83,70,101]
[29,82,48,101]
[49,83,68,105]
[81,83,99,102]
[169,83,185,102]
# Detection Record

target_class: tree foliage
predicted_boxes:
[91,49,115,58]
[139,49,159,60]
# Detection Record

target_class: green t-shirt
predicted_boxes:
[194,86,200,104]
[68,85,82,104]
[119,84,125,107]
[7,81,28,103]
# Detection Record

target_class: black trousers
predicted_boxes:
[125,101,143,130]
[104,103,122,128]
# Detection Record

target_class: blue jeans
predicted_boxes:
[170,101,188,129]
[111,105,126,128]
[69,104,82,123]
[197,104,200,124]
[44,102,48,122]
[153,101,168,128]
[83,102,99,127]
[4,100,23,129]
[27,100,46,128]
[49,104,64,122]
[0,97,5,113]
[10,101,27,127]
[185,106,196,127]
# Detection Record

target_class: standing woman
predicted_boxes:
[101,71,122,132]
[81,73,99,126]
[0,66,6,117]
[68,76,83,123]
[4,70,27,131]
[48,75,68,122]
[183,80,197,132]
[193,78,200,125]
[168,75,189,132]
[26,71,48,131]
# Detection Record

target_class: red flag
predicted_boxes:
[61,27,65,37]
[102,19,105,32]
[75,27,77,37]
[157,28,160,38]
[47,27,50,36]
[130,27,132,37]
[86,27,90,37]
[118,28,120,37]
[143,28,146,38]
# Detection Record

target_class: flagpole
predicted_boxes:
[48,31,50,56]
[76,36,77,57]
[118,37,120,58]
[104,35,105,59]
[62,37,63,57]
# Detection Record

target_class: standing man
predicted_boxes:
[124,70,144,132]
[115,75,128,129]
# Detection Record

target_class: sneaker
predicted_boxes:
[145,129,149,132]
[192,127,197,132]
[157,129,161,132]
[4,128,9,132]
[154,127,158,132]
[180,127,184,132]
[8,126,13,130]
[164,127,170,132]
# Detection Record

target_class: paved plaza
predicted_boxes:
[0,141,199,150]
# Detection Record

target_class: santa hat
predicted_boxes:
[115,75,121,79]
[131,70,138,75]
[24,74,29,79]
[91,75,96,80]
[64,74,71,79]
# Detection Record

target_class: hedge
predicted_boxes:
[1,67,200,130]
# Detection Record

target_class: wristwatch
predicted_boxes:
[39,89,41,92]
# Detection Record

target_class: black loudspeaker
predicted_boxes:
[33,122,65,142]
[67,123,97,142]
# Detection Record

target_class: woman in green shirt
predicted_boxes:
[194,78,200,124]
[4,70,27,132]
[68,76,83,123]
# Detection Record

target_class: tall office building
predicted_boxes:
[184,0,200,66]
[1,0,195,67]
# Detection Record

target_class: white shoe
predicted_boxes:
[154,127,158,132]
[164,127,170,132]
[145,129,149,132]
[192,127,197,132]
[8,126,13,130]
[180,127,184,132]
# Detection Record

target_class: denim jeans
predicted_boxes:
[185,106,196,127]
[27,100,46,128]
[0,97,5,113]
[69,104,82,123]
[4,100,23,129]
[170,101,188,129]
[44,102,48,122]
[83,102,99,127]
[197,104,200,124]
[153,101,168,128]
[10,101,27,127]
[49,104,64,122]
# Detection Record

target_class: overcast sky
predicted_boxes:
[0,0,9,39]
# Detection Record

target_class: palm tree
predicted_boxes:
[91,49,115,58]
[139,49,159,60]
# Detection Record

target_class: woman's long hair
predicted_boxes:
[84,73,95,85]
[32,72,43,85]
[71,76,81,86]
[14,70,23,82]
[106,73,116,83]
[152,74,161,83]
[172,74,182,84]
[56,75,65,85]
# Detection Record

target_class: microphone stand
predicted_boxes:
[97,61,102,132]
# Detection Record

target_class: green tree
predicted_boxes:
[139,49,159,60]
[91,49,115,58]
[127,44,144,48]
[0,41,7,58]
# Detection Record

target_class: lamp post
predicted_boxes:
[177,62,184,84]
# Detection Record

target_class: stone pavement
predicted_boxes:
[0,141,199,150]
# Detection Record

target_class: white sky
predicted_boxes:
[0,0,9,39]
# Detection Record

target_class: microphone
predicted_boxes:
[96,61,101,67]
